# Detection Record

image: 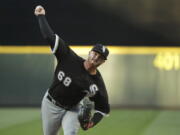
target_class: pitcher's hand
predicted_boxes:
[34,5,45,16]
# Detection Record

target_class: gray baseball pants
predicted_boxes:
[41,91,80,135]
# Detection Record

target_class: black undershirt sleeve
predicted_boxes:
[37,15,55,46]
[37,15,69,59]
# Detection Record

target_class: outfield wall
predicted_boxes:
[0,46,180,108]
[0,54,54,106]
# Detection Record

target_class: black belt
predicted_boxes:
[47,94,71,110]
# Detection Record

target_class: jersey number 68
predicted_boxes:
[57,71,72,87]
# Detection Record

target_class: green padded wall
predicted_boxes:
[1,53,180,108]
[97,54,180,108]
[0,54,54,106]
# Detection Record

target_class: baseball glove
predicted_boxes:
[78,98,93,130]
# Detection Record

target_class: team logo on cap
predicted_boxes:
[102,46,106,53]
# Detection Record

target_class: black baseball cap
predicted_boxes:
[91,44,109,60]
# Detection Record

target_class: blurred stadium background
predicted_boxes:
[1,0,180,135]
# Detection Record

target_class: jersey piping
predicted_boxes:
[52,34,60,54]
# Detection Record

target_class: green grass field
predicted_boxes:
[0,108,180,135]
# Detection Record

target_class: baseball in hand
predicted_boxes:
[34,5,45,16]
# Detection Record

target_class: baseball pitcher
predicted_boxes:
[34,5,110,135]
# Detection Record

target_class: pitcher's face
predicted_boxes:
[87,51,105,67]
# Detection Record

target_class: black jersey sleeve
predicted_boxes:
[89,74,110,115]
[37,15,70,60]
